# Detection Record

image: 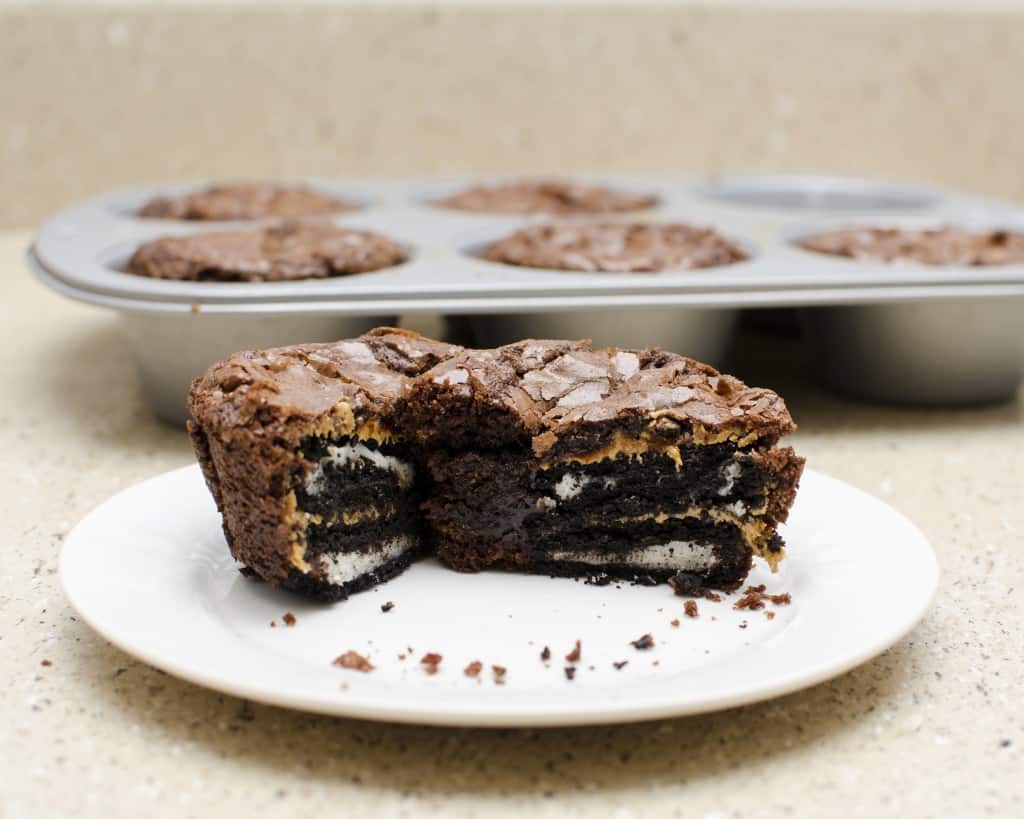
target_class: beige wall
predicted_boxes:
[3,1,1024,228]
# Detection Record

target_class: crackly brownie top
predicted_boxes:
[191,330,794,450]
[481,222,748,273]
[138,183,359,221]
[434,180,658,215]
[407,337,795,452]
[189,328,461,438]
[128,222,407,282]
[798,226,1024,266]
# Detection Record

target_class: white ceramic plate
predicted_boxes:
[61,465,938,727]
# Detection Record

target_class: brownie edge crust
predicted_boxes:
[188,329,804,600]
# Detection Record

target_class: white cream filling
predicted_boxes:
[718,460,742,496]
[550,472,618,503]
[546,541,718,572]
[317,535,415,586]
[305,443,414,496]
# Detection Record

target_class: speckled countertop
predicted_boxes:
[2,229,1022,817]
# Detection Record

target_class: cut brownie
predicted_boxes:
[482,222,748,273]
[798,226,1024,266]
[434,180,657,215]
[188,330,803,600]
[138,183,358,220]
[127,222,406,282]
[187,328,459,600]
[403,341,802,592]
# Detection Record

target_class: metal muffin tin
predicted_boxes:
[30,175,1024,424]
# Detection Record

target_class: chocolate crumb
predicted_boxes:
[398,654,406,661]
[564,666,576,680]
[381,601,395,613]
[40,659,52,667]
[282,612,296,627]
[613,660,628,670]
[492,665,507,685]
[333,651,374,673]
[733,592,766,611]
[765,611,776,621]
[668,573,703,597]
[1000,739,1012,749]
[269,621,277,628]
[652,660,660,667]
[746,584,767,594]
[588,665,595,671]
[421,652,443,674]
[565,639,582,663]
[464,661,482,678]
[770,593,792,606]
[631,633,654,650]
[704,592,722,603]
[540,646,551,662]
[684,600,699,618]
[739,621,749,630]
[670,618,680,627]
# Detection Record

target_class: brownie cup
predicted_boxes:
[481,222,748,273]
[138,183,359,221]
[127,222,407,283]
[434,180,658,215]
[798,227,1024,266]
[188,328,803,601]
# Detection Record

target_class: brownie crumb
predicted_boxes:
[770,593,792,606]
[333,651,374,673]
[282,612,297,627]
[564,666,576,680]
[565,640,582,663]
[492,665,507,685]
[668,573,704,597]
[670,618,680,627]
[238,566,263,580]
[269,621,277,628]
[747,584,767,594]
[40,659,52,667]
[380,601,395,613]
[540,646,551,662]
[684,600,699,618]
[765,611,776,620]
[739,621,749,630]
[733,592,766,611]
[464,661,482,678]
[613,660,629,670]
[631,633,655,650]
[704,592,722,603]
[398,654,407,661]
[421,653,443,674]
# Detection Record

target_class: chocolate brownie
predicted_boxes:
[798,227,1024,266]
[434,180,658,215]
[138,183,358,220]
[127,222,407,282]
[188,329,803,600]
[482,222,748,273]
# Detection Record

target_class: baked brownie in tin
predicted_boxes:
[482,222,748,273]
[798,227,1024,266]
[138,183,359,221]
[435,180,658,215]
[127,222,407,282]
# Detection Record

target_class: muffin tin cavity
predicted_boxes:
[696,175,941,213]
